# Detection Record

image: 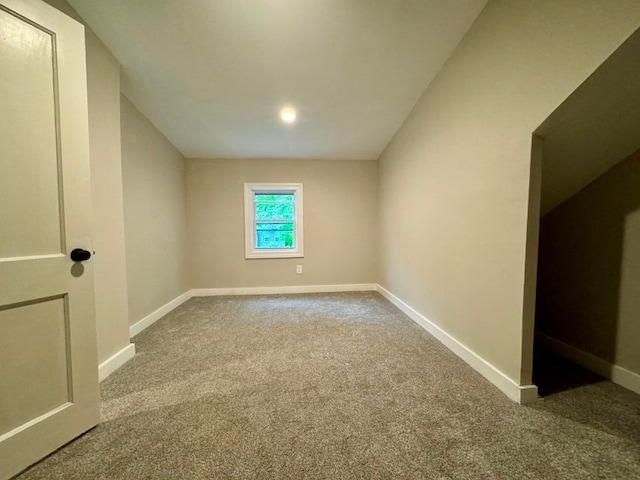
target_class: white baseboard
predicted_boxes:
[612,365,640,394]
[129,290,193,338]
[376,284,538,404]
[192,283,377,297]
[536,332,640,395]
[612,366,640,394]
[98,343,135,382]
[535,332,610,376]
[128,285,376,338]
[123,283,544,403]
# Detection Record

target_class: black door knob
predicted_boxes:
[70,248,92,262]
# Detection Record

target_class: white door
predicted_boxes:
[0,0,99,478]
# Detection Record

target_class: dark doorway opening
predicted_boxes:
[528,28,640,398]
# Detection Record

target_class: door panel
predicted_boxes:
[0,296,70,435]
[0,6,63,259]
[0,0,99,478]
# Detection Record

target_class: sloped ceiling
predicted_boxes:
[68,0,486,159]
[538,28,640,215]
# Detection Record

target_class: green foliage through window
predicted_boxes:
[254,194,295,249]
[255,194,294,220]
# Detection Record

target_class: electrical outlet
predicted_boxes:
[296,265,303,274]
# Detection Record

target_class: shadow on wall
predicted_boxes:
[534,148,640,396]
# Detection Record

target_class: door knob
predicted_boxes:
[70,248,92,262]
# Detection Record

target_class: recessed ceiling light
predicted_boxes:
[280,107,297,124]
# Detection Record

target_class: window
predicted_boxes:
[244,183,304,259]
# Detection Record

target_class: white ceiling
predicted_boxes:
[537,28,640,215]
[67,0,486,159]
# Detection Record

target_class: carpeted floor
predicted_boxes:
[17,292,640,479]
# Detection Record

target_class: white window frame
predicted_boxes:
[244,183,304,259]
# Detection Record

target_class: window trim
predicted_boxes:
[244,183,304,259]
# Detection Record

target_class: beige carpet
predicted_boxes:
[17,292,640,479]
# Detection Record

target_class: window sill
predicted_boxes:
[245,251,304,259]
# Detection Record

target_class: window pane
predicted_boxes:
[255,193,294,220]
[255,194,293,202]
[256,222,295,249]
[244,184,303,258]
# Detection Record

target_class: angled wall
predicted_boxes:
[120,96,189,327]
[377,0,640,394]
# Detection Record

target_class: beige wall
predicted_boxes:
[187,159,377,288]
[537,148,640,376]
[121,96,189,325]
[43,0,131,364]
[85,30,131,361]
[377,0,640,385]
